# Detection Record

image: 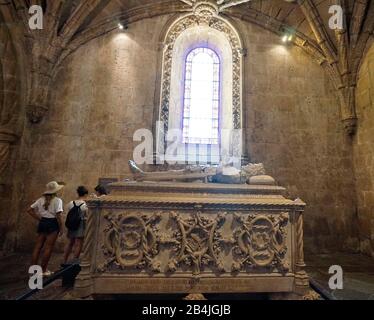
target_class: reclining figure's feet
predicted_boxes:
[128,160,145,179]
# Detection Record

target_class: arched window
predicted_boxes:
[182,47,220,145]
[157,13,244,165]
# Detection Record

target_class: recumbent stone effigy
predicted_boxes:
[74,161,309,297]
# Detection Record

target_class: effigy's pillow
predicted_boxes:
[248,175,275,185]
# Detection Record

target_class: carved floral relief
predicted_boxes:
[98,211,290,276]
[166,211,226,276]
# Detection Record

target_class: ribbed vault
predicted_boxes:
[0,0,373,132]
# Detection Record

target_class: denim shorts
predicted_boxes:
[37,218,59,234]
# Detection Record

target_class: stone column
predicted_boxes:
[338,85,358,136]
[294,203,309,289]
[0,128,18,187]
[26,57,53,124]
[74,202,99,298]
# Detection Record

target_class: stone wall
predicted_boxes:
[0,20,24,253]
[238,21,358,254]
[9,15,173,251]
[5,14,359,254]
[354,41,374,258]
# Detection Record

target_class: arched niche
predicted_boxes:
[156,5,244,164]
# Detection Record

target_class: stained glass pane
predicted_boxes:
[182,47,220,145]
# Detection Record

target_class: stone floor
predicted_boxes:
[305,253,374,300]
[0,253,74,300]
[0,252,373,300]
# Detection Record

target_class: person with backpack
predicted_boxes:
[62,186,89,265]
[27,181,64,277]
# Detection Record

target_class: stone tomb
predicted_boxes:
[74,181,309,297]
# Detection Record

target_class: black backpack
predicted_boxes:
[65,201,84,231]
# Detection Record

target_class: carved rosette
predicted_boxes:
[99,212,162,273]
[167,211,226,276]
[231,213,289,274]
[26,104,49,124]
[342,117,358,136]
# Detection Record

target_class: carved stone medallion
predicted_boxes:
[232,213,289,273]
[99,212,162,273]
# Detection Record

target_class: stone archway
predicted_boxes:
[156,1,245,162]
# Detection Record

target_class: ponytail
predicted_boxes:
[43,194,56,210]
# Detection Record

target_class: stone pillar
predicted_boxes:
[74,203,99,298]
[0,128,18,186]
[294,204,309,289]
[26,56,54,124]
[338,85,358,136]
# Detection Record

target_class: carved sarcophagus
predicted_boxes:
[75,181,308,297]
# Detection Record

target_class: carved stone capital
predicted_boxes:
[26,104,48,124]
[181,0,252,12]
[193,1,219,16]
[342,117,357,136]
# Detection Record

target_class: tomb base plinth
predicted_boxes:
[75,181,308,297]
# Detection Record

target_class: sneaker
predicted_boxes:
[42,270,54,277]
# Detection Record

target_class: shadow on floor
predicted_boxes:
[1,252,373,300]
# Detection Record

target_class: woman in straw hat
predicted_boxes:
[27,181,64,276]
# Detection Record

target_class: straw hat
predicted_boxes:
[43,181,64,195]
